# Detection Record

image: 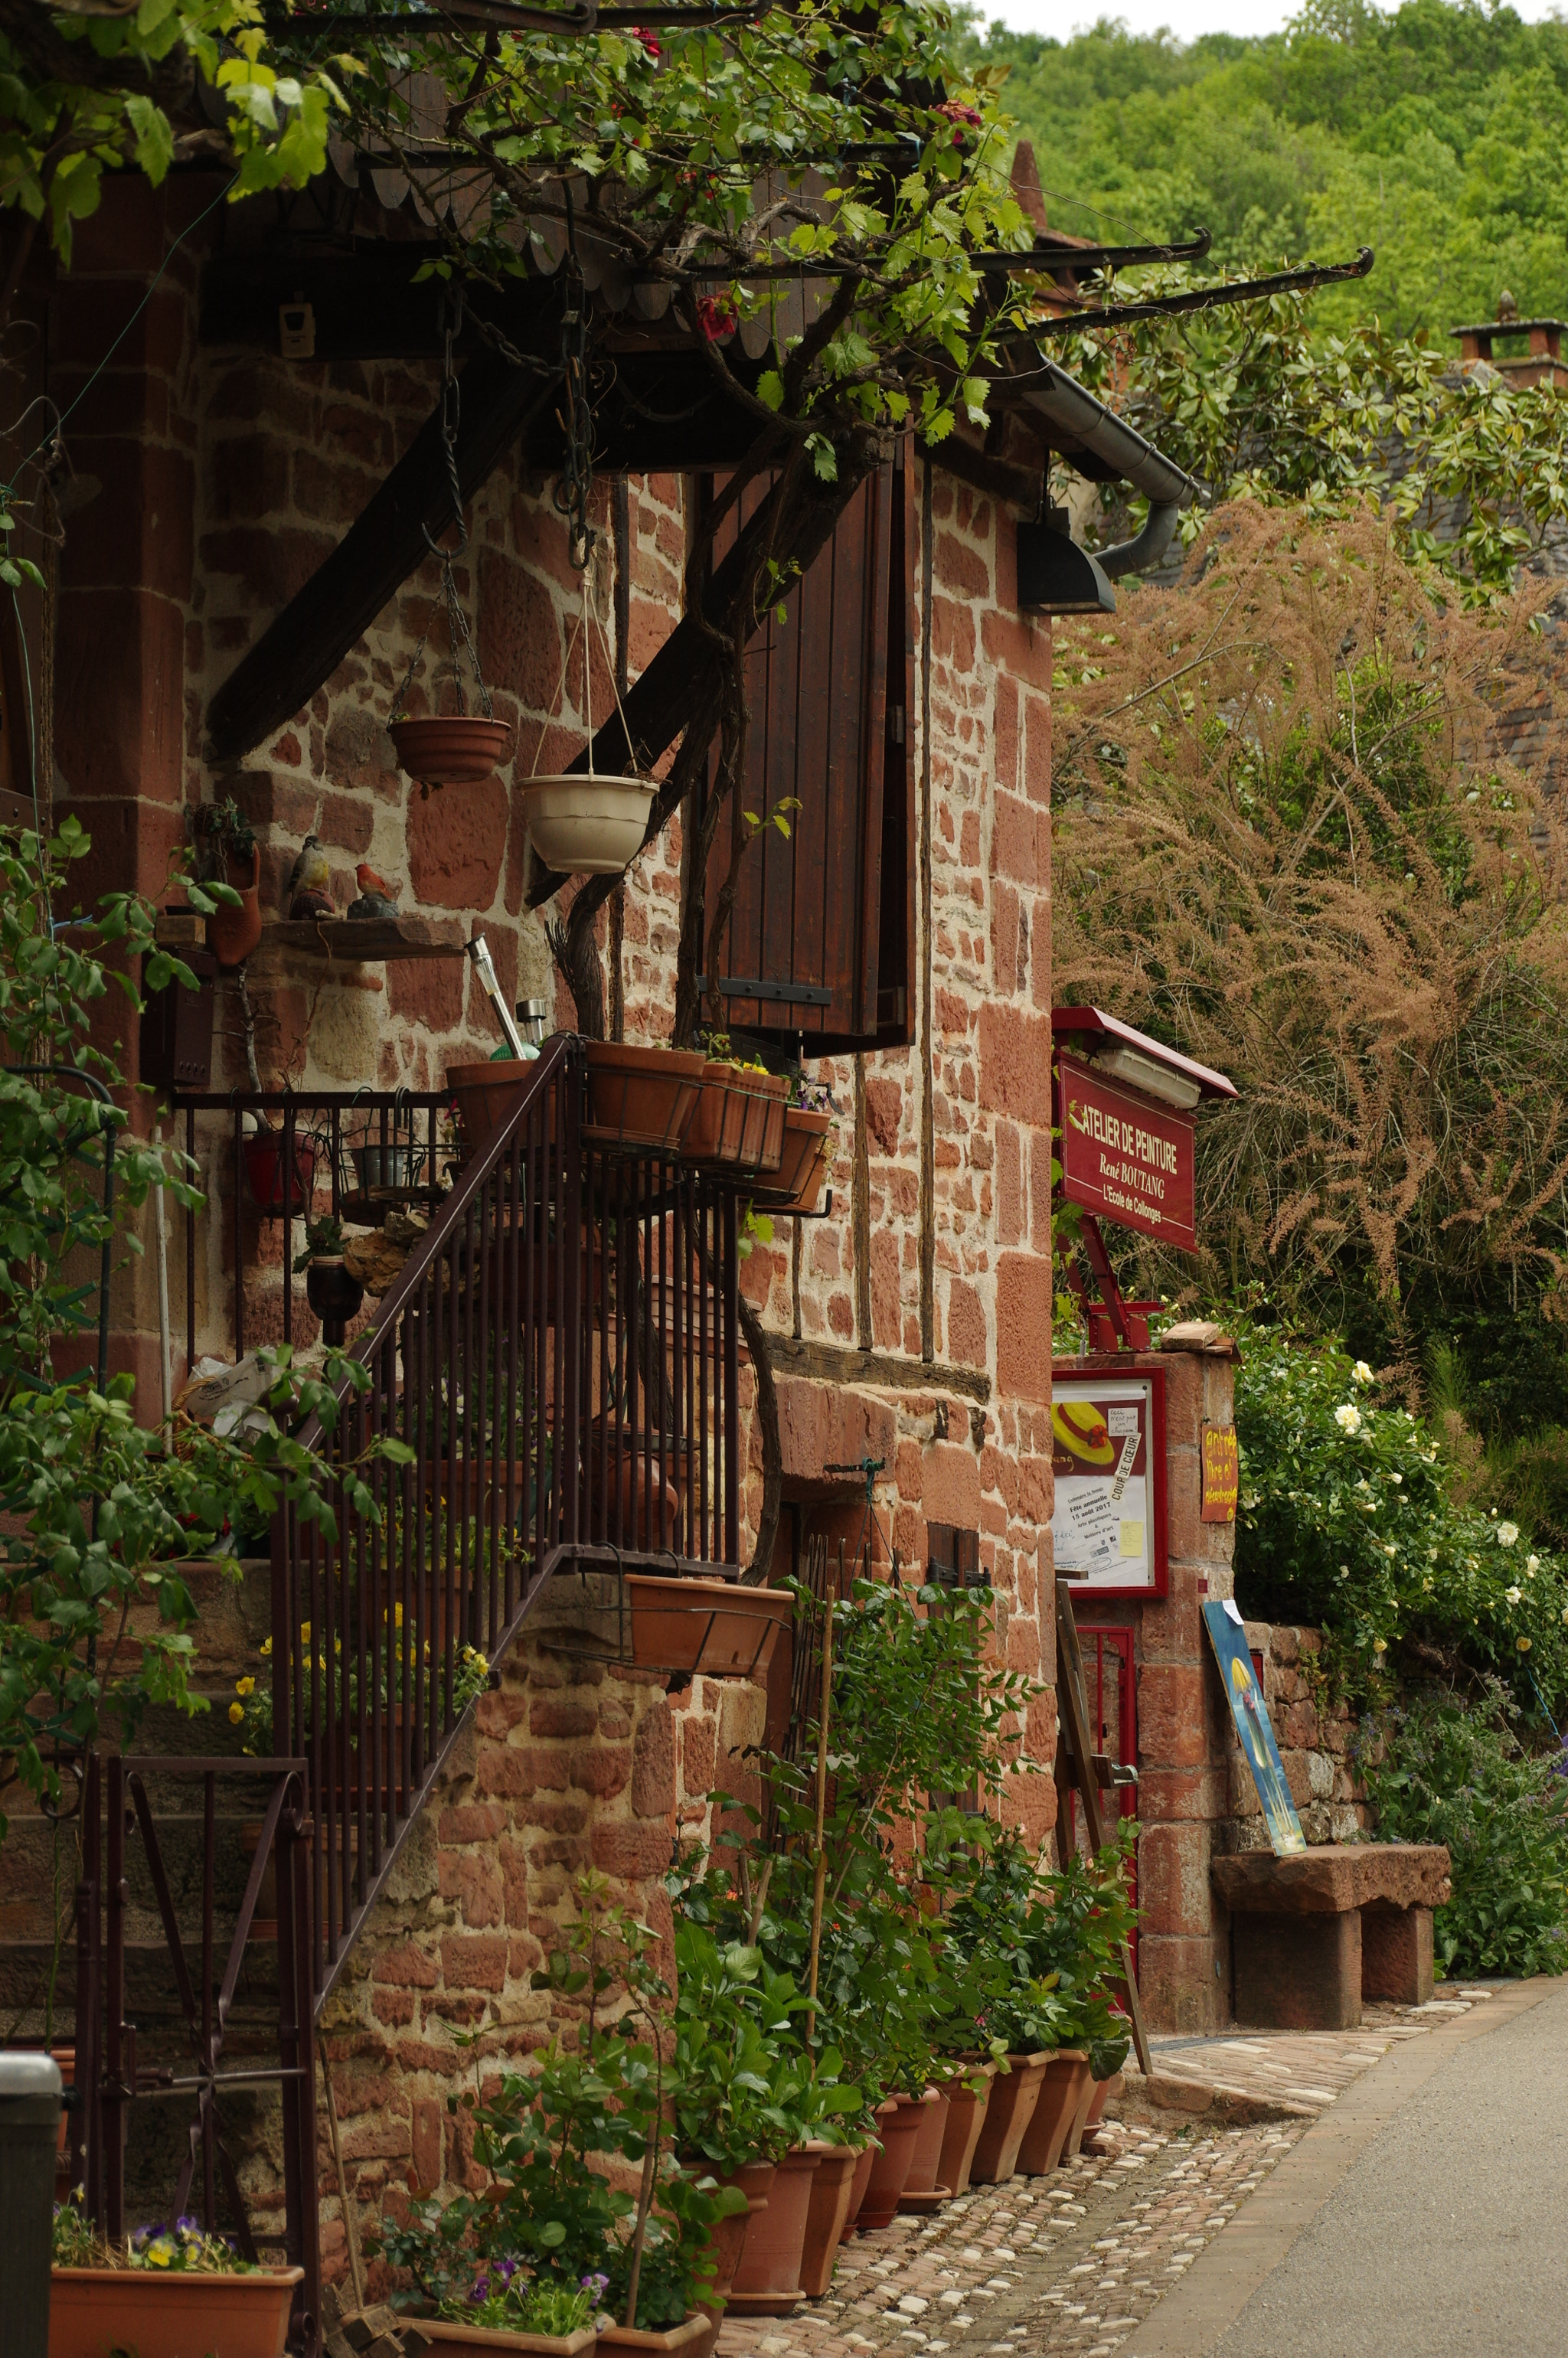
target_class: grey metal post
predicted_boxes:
[0,2053,63,2358]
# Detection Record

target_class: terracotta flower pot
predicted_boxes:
[839,2135,878,2240]
[390,715,514,788]
[1083,2071,1119,2134]
[933,2063,994,2200]
[856,2094,926,2232]
[1062,2056,1100,2158]
[897,2084,952,2213]
[207,843,263,968]
[1015,2050,1086,2177]
[627,1574,791,1679]
[519,774,657,875]
[799,2141,859,2298]
[751,1108,832,1214]
[594,2314,712,2358]
[968,2052,1051,2185]
[49,2265,303,2358]
[446,1060,541,1155]
[420,2324,596,2358]
[242,1132,315,1216]
[583,1043,707,1153]
[681,1064,788,1171]
[697,2157,775,2319]
[727,2144,820,2314]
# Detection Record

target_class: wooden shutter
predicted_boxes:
[703,441,914,1054]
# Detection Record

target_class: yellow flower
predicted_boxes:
[229,1703,245,1724]
[260,1636,273,1656]
[299,1621,312,1641]
[1371,1638,1387,1654]
[394,1603,403,1628]
[1518,1635,1534,1654]
[235,1677,255,1697]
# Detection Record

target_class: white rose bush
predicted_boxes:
[1233,1324,1568,1706]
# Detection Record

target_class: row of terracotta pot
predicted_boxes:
[704,2053,1116,2319]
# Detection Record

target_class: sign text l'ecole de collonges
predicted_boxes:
[1055,1052,1198,1254]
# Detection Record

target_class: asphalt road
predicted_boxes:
[1204,1978,1568,2357]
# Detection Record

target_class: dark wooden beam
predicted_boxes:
[916,431,1041,512]
[205,341,561,763]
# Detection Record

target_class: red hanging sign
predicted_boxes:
[1056,1051,1198,1253]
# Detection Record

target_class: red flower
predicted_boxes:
[696,292,737,340]
[629,24,661,54]
[936,97,983,149]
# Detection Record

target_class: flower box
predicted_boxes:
[419,2318,597,2358]
[681,1065,787,1171]
[583,1043,707,1154]
[750,1109,831,1214]
[48,2265,302,2358]
[595,2314,714,2358]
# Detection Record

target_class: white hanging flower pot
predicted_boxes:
[518,771,657,874]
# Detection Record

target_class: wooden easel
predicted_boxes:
[1054,1577,1152,2078]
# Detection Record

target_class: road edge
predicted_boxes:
[1117,1980,1559,2357]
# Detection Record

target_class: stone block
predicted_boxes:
[1138,1935,1226,2036]
[1136,1660,1210,1771]
[1212,1842,1451,1915]
[1136,1822,1212,1942]
[1233,1908,1361,2032]
[1361,1902,1434,2006]
[995,1249,1053,1404]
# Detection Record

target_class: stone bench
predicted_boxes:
[1210,1843,1451,2031]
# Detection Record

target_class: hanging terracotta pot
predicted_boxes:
[728,2144,821,2314]
[799,2141,860,2297]
[627,1575,790,1679]
[681,1063,788,1171]
[583,1043,707,1151]
[390,715,514,788]
[207,843,263,968]
[1015,2049,1086,2176]
[935,2063,995,2200]
[243,1132,316,1217]
[751,1108,832,1213]
[968,2052,1051,2184]
[855,2094,926,2232]
[519,774,657,876]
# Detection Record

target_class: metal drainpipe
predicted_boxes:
[1018,354,1194,580]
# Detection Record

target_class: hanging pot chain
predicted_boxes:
[391,286,495,723]
[553,188,596,573]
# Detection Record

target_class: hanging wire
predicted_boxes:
[390,287,494,723]
[552,185,596,572]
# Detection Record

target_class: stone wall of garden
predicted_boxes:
[1228,1621,1374,1851]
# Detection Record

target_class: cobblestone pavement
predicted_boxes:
[715,1992,1492,2358]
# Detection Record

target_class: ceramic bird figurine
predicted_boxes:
[346,859,402,921]
[286,834,335,920]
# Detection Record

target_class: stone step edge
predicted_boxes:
[1111,2063,1319,2127]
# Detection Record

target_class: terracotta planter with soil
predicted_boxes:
[751,1108,832,1215]
[968,2053,1051,2185]
[594,2313,713,2358]
[1061,2056,1099,2158]
[207,844,263,968]
[698,2157,775,2319]
[681,1065,788,1171]
[391,716,514,787]
[1015,2049,1086,2177]
[727,2144,821,2314]
[934,2063,994,2200]
[583,1043,707,1152]
[419,2320,596,2358]
[799,2141,860,2297]
[49,2266,302,2358]
[855,2095,926,2232]
[627,1574,790,1679]
[897,2082,953,2214]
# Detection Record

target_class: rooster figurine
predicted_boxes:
[347,861,402,922]
[286,834,335,921]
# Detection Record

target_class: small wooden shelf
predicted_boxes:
[260,915,467,962]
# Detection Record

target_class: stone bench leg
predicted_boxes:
[1233,1909,1361,2031]
[1361,1902,1434,2006]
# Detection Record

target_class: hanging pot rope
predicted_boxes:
[520,537,656,875]
[390,289,495,728]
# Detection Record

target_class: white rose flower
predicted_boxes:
[1505,1586,1523,1605]
[1353,1360,1374,1385]
[1527,1554,1540,1574]
[1389,1471,1403,1484]
[1334,1404,1363,1435]
[1497,1522,1520,1547]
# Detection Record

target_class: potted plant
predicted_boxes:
[294,1214,365,1347]
[681,1038,787,1172]
[583,1043,707,1153]
[51,2202,302,2358]
[198,798,263,968]
[751,1079,835,1217]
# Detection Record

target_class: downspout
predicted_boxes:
[1015,352,1194,580]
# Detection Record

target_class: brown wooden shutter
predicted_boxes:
[702,440,914,1055]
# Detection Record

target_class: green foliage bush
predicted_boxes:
[1233,1321,1568,1709]
[1357,1685,1568,1978]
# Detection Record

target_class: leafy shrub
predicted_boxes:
[1233,1322,1568,1709]
[1357,1687,1568,1979]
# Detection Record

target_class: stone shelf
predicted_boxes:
[260,915,467,962]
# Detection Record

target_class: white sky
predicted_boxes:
[986,0,1566,41]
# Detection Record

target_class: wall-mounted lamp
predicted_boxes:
[1016,505,1116,616]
